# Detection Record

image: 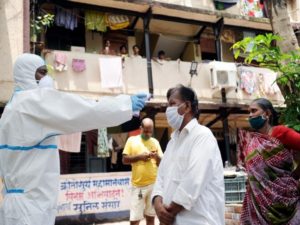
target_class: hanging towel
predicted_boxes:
[239,67,257,95]
[262,70,280,95]
[54,52,68,72]
[97,128,110,158]
[99,57,123,88]
[85,11,107,32]
[58,132,82,153]
[106,14,129,30]
[111,133,128,149]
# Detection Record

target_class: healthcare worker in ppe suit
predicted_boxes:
[0,53,147,225]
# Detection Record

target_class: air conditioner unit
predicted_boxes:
[209,61,237,89]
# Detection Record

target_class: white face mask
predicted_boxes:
[166,103,185,130]
[38,75,54,88]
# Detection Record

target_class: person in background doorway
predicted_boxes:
[0,53,147,225]
[119,44,128,57]
[153,50,171,64]
[123,118,163,225]
[102,39,116,55]
[132,45,142,58]
[119,44,128,65]
[152,85,225,225]
[238,98,300,225]
[158,50,167,60]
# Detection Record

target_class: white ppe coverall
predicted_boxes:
[0,54,133,225]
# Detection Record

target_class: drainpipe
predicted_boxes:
[221,88,231,165]
[213,18,223,61]
[143,10,153,95]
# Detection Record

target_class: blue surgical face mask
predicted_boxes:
[249,115,267,130]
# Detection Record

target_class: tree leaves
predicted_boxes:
[31,13,54,36]
[232,33,300,131]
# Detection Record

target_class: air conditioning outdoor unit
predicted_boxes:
[209,61,237,89]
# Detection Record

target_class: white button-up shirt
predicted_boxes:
[152,119,225,225]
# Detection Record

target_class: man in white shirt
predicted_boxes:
[151,85,225,225]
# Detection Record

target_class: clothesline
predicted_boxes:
[41,6,83,20]
[39,6,203,43]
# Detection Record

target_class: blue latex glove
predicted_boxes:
[131,93,147,112]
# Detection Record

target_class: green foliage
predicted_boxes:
[232,33,300,131]
[30,13,54,38]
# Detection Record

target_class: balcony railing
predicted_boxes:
[45,50,284,107]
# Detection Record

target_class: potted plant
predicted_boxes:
[30,13,54,43]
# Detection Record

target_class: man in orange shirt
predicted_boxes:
[122,118,163,225]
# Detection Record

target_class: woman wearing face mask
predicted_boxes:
[239,98,300,225]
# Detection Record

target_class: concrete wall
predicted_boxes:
[288,0,300,23]
[0,0,25,105]
[85,30,103,54]
[182,42,201,62]
[154,0,253,17]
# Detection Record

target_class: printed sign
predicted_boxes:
[57,172,131,216]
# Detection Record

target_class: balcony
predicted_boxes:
[45,50,284,108]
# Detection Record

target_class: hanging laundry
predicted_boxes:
[240,0,264,18]
[85,11,107,32]
[111,133,128,150]
[99,57,123,88]
[262,70,280,95]
[110,133,129,170]
[55,7,78,30]
[214,0,238,10]
[54,52,68,72]
[97,128,110,158]
[238,66,280,96]
[111,140,118,165]
[257,73,266,96]
[72,58,86,72]
[106,14,129,30]
[58,132,82,153]
[239,67,257,95]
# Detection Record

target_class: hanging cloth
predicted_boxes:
[97,128,110,158]
[106,14,129,30]
[214,0,238,10]
[85,11,107,32]
[54,52,68,72]
[55,7,78,30]
[261,70,280,95]
[240,0,264,18]
[58,132,82,153]
[99,57,123,88]
[239,67,257,95]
